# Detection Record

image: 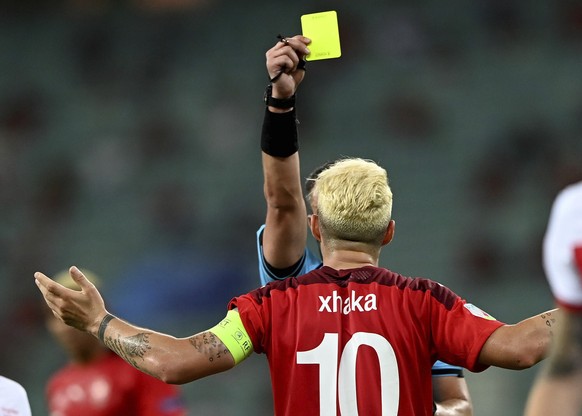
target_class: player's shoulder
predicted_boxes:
[366,266,448,293]
[366,267,460,310]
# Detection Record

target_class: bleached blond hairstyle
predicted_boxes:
[53,268,101,290]
[314,158,393,245]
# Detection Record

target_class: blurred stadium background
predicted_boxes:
[1,0,582,414]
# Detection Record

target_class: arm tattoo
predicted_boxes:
[545,314,582,377]
[541,311,557,329]
[540,311,558,340]
[104,333,155,376]
[189,332,229,364]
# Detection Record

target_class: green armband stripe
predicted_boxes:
[209,310,253,365]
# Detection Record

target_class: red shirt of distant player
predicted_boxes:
[231,266,504,416]
[46,351,187,416]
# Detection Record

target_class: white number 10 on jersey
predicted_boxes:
[297,332,400,415]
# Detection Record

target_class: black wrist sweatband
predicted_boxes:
[261,108,299,157]
[98,313,115,343]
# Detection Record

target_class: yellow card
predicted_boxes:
[301,11,341,61]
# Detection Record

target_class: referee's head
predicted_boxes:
[53,268,101,290]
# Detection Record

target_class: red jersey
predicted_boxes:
[46,351,187,416]
[230,266,504,416]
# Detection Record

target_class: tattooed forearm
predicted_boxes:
[104,333,155,376]
[545,314,582,378]
[189,331,229,364]
[541,311,557,337]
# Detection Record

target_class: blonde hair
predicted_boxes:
[314,158,392,244]
[53,268,101,290]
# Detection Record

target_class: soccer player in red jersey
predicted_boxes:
[258,34,471,415]
[36,157,561,415]
[43,270,187,416]
[524,181,582,416]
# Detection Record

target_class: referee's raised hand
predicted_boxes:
[266,35,310,102]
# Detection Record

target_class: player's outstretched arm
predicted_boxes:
[478,309,561,369]
[262,35,312,269]
[35,267,240,384]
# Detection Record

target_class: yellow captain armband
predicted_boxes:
[209,309,254,365]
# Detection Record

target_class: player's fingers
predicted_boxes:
[34,271,50,284]
[68,266,96,292]
[34,271,61,297]
[34,273,66,313]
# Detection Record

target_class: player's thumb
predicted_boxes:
[69,266,93,290]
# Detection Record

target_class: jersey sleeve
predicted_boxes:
[543,182,582,311]
[229,291,268,354]
[135,371,188,416]
[256,224,322,285]
[431,295,505,373]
